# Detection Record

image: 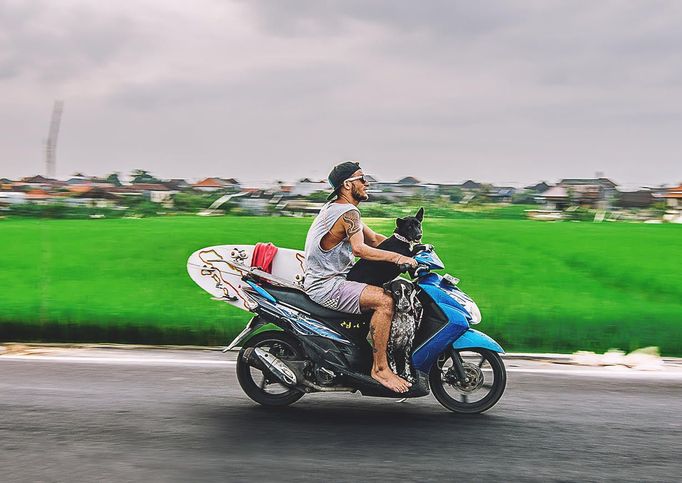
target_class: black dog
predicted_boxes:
[383,278,423,382]
[347,207,425,287]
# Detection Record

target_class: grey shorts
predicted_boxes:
[318,280,367,314]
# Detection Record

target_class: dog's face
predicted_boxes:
[395,207,424,242]
[383,279,416,312]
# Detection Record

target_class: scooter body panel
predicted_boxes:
[452,328,505,353]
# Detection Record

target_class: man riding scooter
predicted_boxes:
[303,161,418,393]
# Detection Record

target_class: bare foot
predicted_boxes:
[372,367,412,393]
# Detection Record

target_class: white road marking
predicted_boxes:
[0,355,235,366]
[1,354,682,380]
[506,367,682,380]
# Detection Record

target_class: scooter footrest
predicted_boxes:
[347,370,430,398]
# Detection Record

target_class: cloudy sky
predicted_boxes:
[1,0,681,187]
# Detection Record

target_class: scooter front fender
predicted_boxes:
[452,328,504,354]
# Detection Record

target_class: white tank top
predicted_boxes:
[303,202,360,302]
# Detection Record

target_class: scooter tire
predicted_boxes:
[236,331,305,407]
[430,348,506,414]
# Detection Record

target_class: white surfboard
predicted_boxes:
[187,244,306,312]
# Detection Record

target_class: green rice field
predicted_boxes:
[0,216,680,355]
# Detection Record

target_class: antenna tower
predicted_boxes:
[46,100,64,179]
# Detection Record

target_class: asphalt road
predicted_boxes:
[1,348,681,482]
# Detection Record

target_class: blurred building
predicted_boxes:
[275,199,325,216]
[560,177,618,209]
[290,178,327,197]
[65,173,110,186]
[537,185,570,210]
[112,183,176,204]
[25,189,54,204]
[524,181,552,194]
[17,175,66,190]
[0,191,27,206]
[163,179,191,191]
[66,187,121,208]
[487,186,517,203]
[369,175,438,201]
[192,177,241,192]
[234,189,281,215]
[663,184,682,208]
[615,190,655,208]
[539,177,618,210]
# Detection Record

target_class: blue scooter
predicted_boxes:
[227,246,506,414]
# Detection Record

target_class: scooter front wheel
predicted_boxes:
[429,348,506,414]
[236,331,305,407]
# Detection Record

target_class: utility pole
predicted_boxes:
[45,100,64,179]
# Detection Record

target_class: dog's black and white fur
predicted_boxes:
[383,278,423,382]
[346,208,426,382]
[346,207,425,287]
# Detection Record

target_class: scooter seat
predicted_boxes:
[262,282,368,321]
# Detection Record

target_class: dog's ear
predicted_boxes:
[415,207,424,221]
[395,217,405,228]
[382,281,393,294]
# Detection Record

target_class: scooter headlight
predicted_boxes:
[465,300,482,324]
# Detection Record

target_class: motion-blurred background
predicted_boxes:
[1,1,680,355]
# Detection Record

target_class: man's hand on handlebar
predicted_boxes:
[396,255,418,272]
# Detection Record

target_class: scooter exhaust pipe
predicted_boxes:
[243,347,298,386]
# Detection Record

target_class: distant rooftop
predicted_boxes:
[560,177,617,188]
[397,176,421,185]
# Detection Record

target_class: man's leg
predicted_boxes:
[360,286,412,393]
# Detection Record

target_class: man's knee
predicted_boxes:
[376,293,394,315]
[360,286,394,314]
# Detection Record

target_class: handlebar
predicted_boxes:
[398,263,413,273]
[398,262,430,276]
[414,264,430,276]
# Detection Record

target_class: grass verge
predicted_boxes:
[0,216,680,354]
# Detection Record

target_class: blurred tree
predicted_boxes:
[361,203,393,217]
[651,201,668,214]
[566,187,577,206]
[438,186,464,203]
[304,191,330,202]
[129,200,160,216]
[131,169,160,184]
[472,184,493,203]
[106,172,122,187]
[512,191,537,204]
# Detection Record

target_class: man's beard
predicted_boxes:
[351,184,369,202]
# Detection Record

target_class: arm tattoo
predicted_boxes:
[369,323,378,353]
[343,210,362,237]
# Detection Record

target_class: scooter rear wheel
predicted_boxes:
[236,331,305,407]
[429,348,506,414]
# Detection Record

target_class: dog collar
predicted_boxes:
[393,232,410,244]
[393,232,417,251]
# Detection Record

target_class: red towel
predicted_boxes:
[251,242,278,274]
